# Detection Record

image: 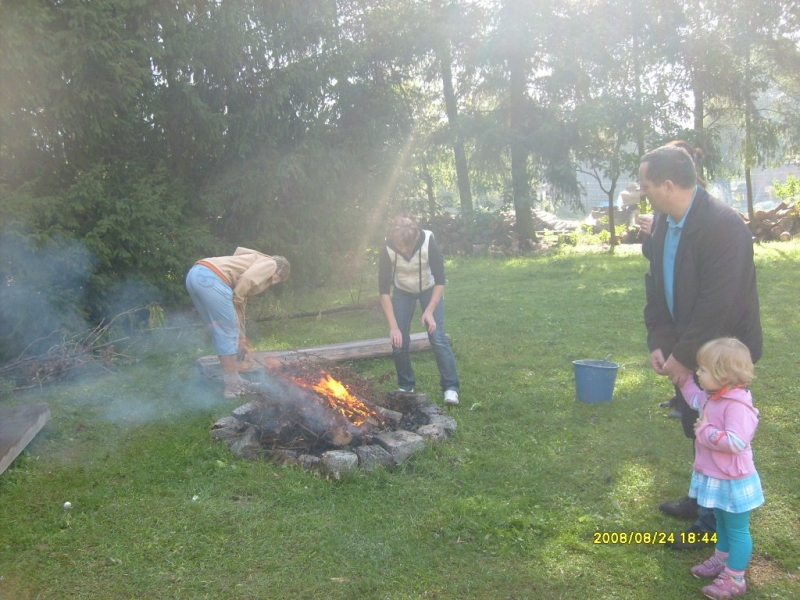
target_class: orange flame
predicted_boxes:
[293,373,382,426]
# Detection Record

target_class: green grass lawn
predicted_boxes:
[1,242,799,599]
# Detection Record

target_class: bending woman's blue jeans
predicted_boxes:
[185,264,239,356]
[391,287,459,393]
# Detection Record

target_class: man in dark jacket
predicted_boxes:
[640,145,762,549]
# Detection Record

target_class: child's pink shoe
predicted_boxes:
[701,570,747,599]
[691,555,726,579]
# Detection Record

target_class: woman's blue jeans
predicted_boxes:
[185,264,239,356]
[391,287,459,393]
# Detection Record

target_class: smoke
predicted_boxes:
[0,227,342,434]
[0,226,233,427]
[0,229,95,361]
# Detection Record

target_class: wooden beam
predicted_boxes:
[0,403,51,477]
[196,332,451,378]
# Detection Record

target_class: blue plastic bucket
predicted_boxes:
[573,359,620,403]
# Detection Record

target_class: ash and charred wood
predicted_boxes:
[256,421,353,452]
[241,403,364,451]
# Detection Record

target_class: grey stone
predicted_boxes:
[210,416,244,441]
[417,423,449,441]
[269,449,299,462]
[374,430,427,465]
[321,450,359,475]
[355,444,395,470]
[374,406,403,424]
[231,400,269,420]
[383,391,430,413]
[298,454,321,471]
[228,425,262,459]
[417,405,457,434]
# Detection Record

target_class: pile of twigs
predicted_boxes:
[0,307,150,392]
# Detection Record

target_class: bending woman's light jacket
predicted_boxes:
[195,247,278,340]
[679,378,759,480]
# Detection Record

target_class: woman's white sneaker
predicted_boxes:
[444,390,459,405]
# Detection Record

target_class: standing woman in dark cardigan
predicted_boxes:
[378,216,460,406]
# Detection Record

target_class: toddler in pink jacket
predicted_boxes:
[677,337,764,599]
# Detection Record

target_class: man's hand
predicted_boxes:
[650,349,668,375]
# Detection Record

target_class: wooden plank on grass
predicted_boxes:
[196,332,451,378]
[0,403,51,477]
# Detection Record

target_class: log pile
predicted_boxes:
[617,202,800,245]
[743,201,799,241]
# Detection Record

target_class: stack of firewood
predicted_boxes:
[743,201,799,242]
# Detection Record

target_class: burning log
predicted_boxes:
[228,365,387,453]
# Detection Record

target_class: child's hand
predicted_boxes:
[672,371,692,388]
[693,411,708,434]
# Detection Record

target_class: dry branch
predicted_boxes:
[0,306,152,391]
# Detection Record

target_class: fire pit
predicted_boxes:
[210,361,457,475]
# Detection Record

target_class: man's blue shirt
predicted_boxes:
[663,186,698,317]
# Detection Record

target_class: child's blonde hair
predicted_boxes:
[696,337,755,387]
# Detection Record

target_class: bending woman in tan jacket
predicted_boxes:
[186,247,289,398]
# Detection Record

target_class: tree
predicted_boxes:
[676,0,800,221]
[569,0,682,247]
[428,0,476,222]
[468,0,583,248]
[3,0,799,363]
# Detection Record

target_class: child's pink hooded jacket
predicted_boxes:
[680,379,759,480]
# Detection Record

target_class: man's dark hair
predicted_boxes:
[641,145,698,189]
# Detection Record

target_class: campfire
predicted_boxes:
[291,372,383,428]
[210,360,457,475]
